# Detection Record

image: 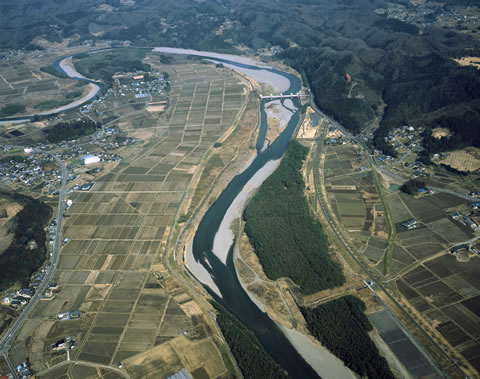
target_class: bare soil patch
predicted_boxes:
[0,199,22,253]
[439,147,480,172]
[297,108,319,139]
[454,57,480,70]
[432,127,451,139]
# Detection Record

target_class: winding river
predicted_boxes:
[157,48,353,378]
[0,54,102,125]
[3,47,352,378]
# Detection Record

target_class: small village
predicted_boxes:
[0,123,142,196]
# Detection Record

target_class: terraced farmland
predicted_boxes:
[8,60,249,378]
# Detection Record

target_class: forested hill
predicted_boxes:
[2,0,480,154]
[0,192,52,290]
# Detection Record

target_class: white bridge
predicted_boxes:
[260,92,309,100]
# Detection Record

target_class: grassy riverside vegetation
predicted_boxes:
[211,301,290,379]
[243,140,344,294]
[0,103,25,117]
[73,49,151,88]
[0,192,52,290]
[44,119,101,143]
[300,296,394,379]
[371,168,396,276]
[33,90,83,110]
[40,65,68,79]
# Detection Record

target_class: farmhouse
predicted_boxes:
[70,310,81,319]
[451,244,469,254]
[80,183,95,191]
[449,211,462,220]
[402,218,417,230]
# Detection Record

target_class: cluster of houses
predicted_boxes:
[2,288,34,308]
[52,142,123,167]
[81,69,170,114]
[467,190,480,198]
[15,361,32,378]
[2,280,58,309]
[376,1,479,30]
[404,163,431,179]
[384,125,424,153]
[0,148,60,189]
[90,126,141,152]
[47,218,57,246]
[99,136,141,152]
[113,70,170,98]
[0,124,133,192]
[449,209,480,232]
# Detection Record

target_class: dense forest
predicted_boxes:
[400,178,426,195]
[44,119,101,143]
[300,296,394,379]
[243,140,344,294]
[211,301,290,379]
[422,110,480,156]
[0,192,52,290]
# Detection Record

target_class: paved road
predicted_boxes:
[0,152,67,378]
[310,107,466,378]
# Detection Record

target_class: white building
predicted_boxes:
[82,154,100,165]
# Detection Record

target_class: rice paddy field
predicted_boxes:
[0,56,88,123]
[323,137,480,374]
[8,54,247,378]
[387,191,480,373]
[323,143,388,265]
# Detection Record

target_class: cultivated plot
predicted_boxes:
[10,60,245,377]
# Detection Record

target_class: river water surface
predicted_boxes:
[157,48,354,379]
[3,47,352,378]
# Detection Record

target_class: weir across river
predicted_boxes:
[260,92,309,100]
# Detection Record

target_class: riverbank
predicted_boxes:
[153,47,290,93]
[264,99,295,144]
[0,54,101,124]
[212,158,280,264]
[38,82,100,116]
[58,56,88,79]
[233,224,357,379]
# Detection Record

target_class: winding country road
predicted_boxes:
[0,151,67,378]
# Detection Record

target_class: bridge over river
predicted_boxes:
[260,92,309,100]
